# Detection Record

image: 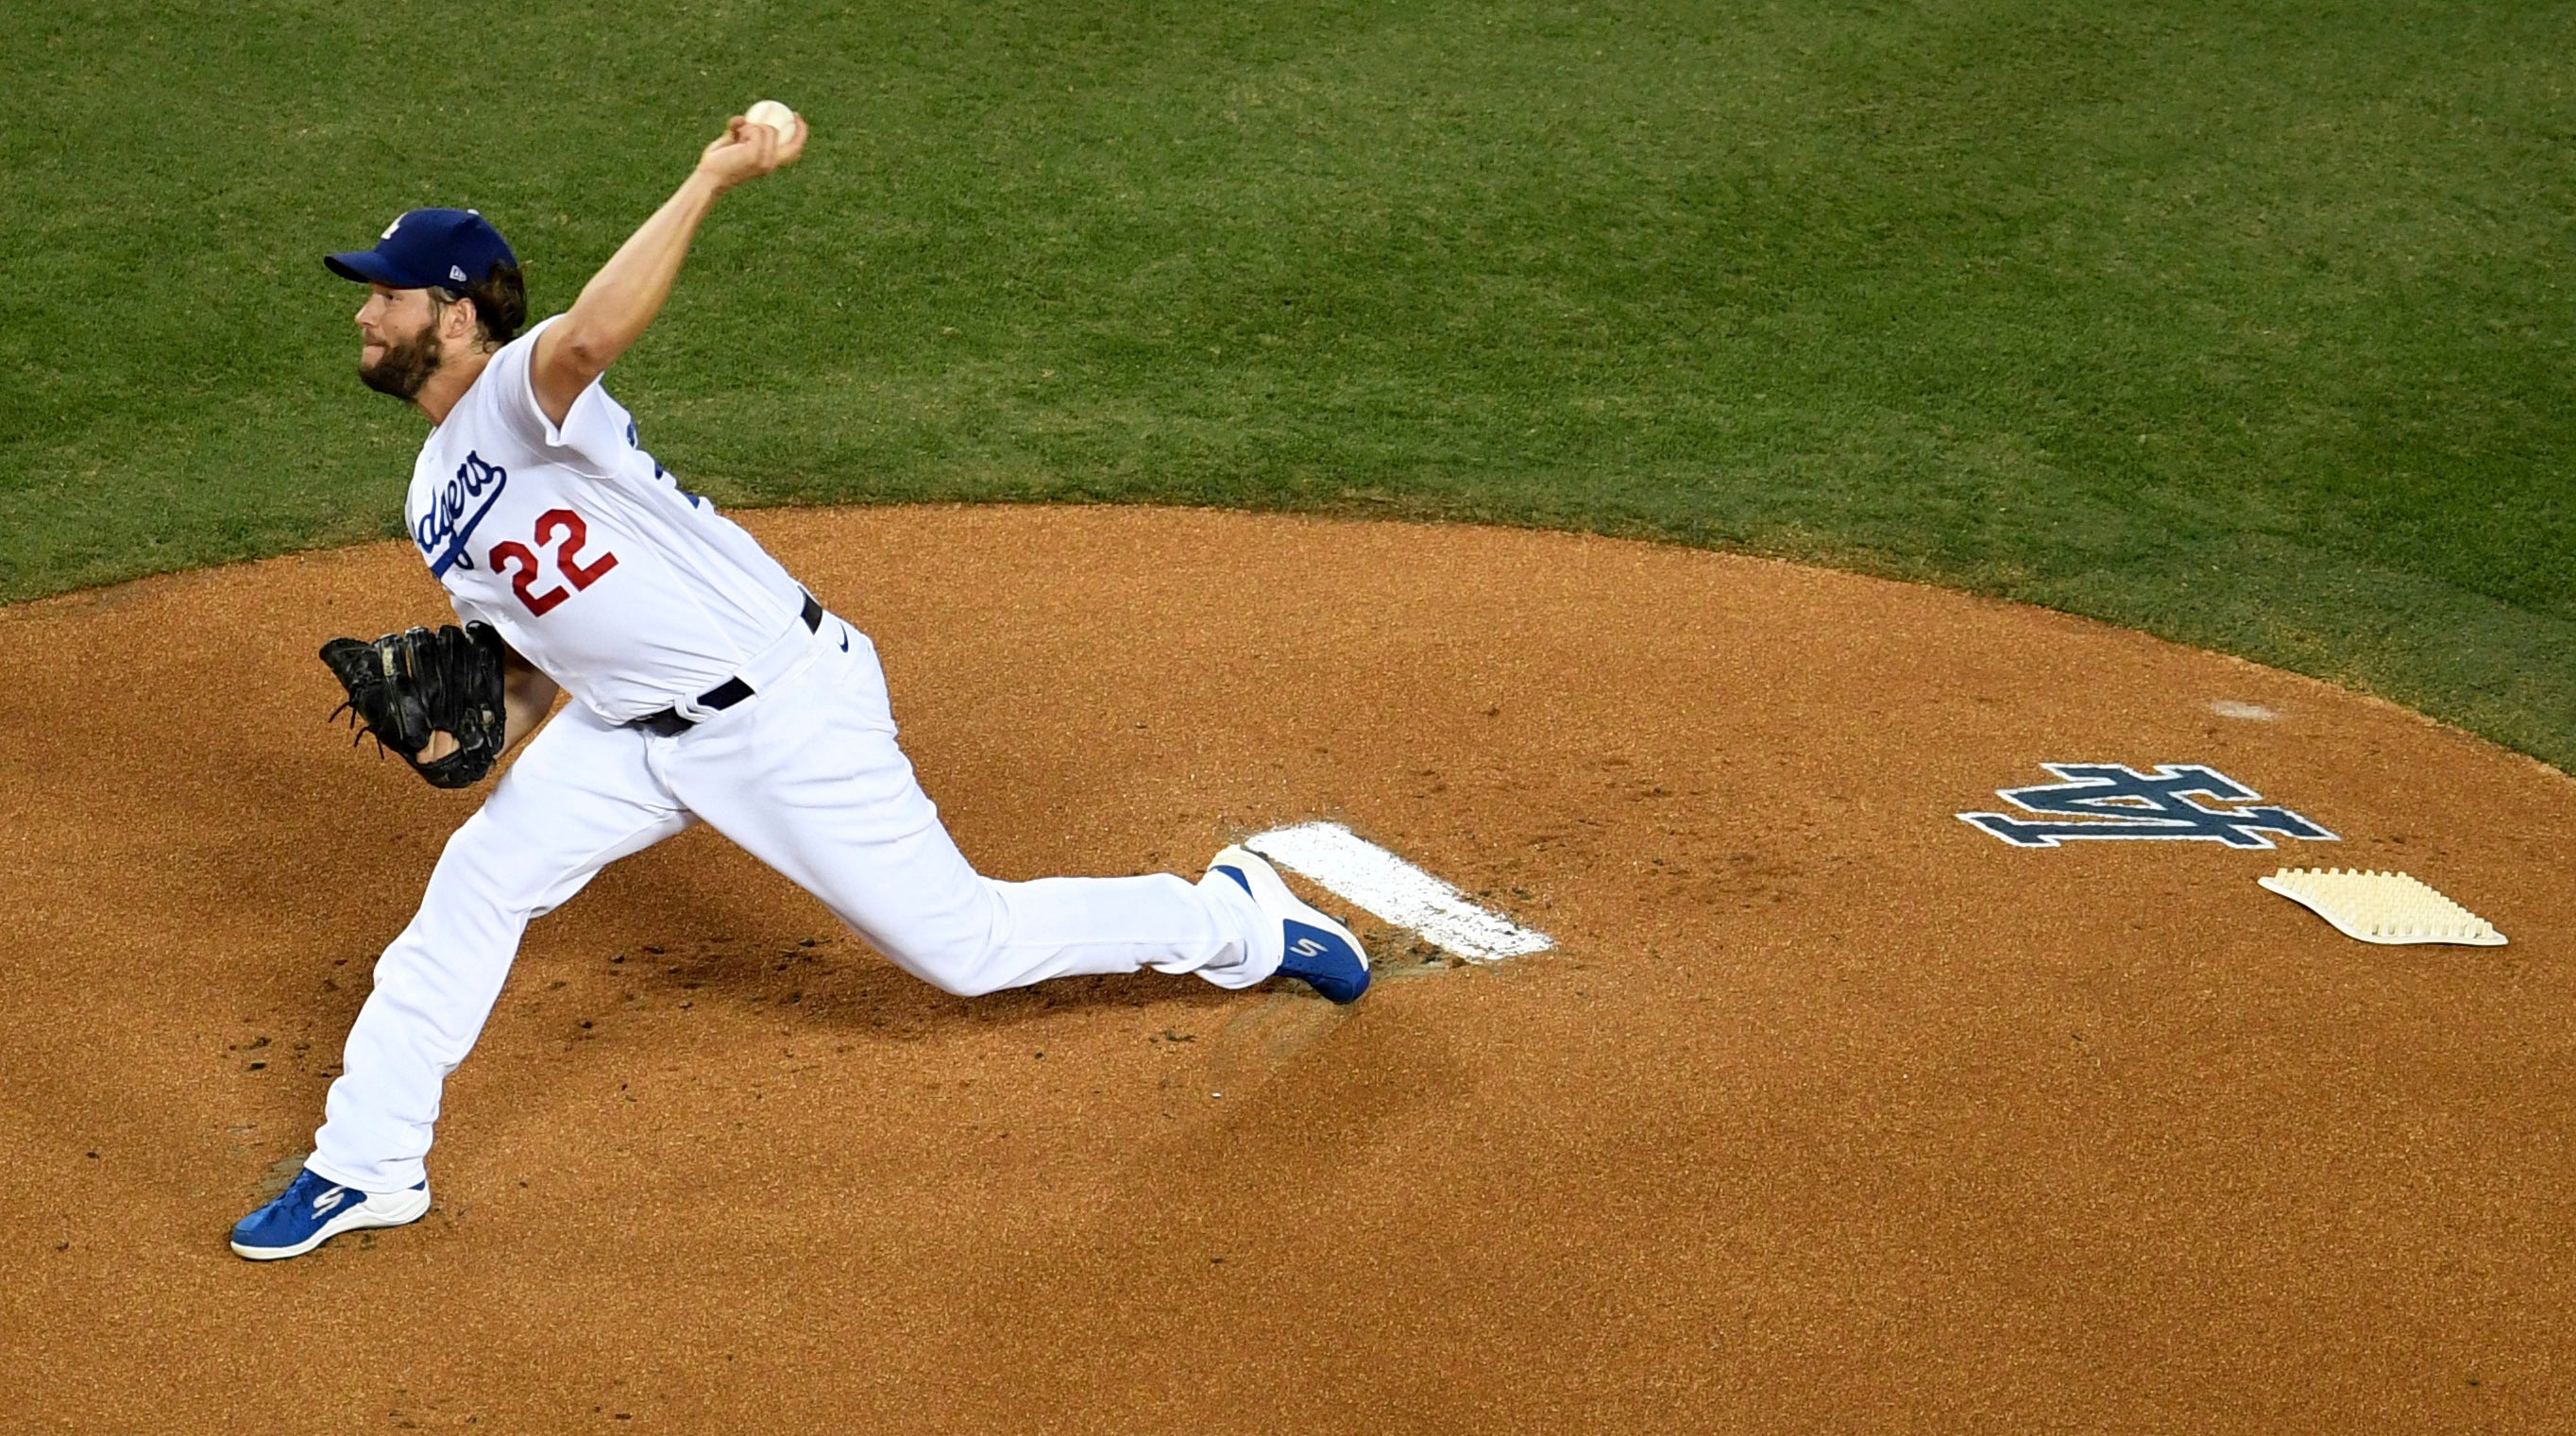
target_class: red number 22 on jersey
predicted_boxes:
[489,509,619,617]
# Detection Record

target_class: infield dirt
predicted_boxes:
[2,506,2569,1432]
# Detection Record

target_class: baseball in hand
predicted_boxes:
[745,99,798,141]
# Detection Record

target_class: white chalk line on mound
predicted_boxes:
[1242,821,1554,963]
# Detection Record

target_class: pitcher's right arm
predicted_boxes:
[529,113,809,427]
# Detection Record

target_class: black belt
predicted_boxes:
[632,593,823,737]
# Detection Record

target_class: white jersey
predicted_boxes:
[402,316,808,723]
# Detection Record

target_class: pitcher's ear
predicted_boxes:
[443,295,481,345]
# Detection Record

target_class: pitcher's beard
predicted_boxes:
[360,328,443,400]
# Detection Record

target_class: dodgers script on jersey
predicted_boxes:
[403,315,807,722]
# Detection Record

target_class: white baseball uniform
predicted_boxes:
[307,318,1280,1194]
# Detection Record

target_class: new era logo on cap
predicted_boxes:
[327,208,516,292]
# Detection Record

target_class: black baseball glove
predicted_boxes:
[319,623,509,789]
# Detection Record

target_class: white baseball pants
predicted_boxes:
[307,615,1280,1193]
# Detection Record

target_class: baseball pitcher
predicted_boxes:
[231,111,1369,1261]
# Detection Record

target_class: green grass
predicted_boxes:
[4,1,2571,766]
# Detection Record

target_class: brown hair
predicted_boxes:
[429,261,528,349]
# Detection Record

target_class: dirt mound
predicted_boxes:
[2,506,2568,1431]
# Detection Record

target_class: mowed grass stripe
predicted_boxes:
[3,1,2570,764]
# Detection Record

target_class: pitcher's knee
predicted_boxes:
[919,963,1013,999]
[881,927,1017,997]
[873,942,1015,998]
[862,884,1016,997]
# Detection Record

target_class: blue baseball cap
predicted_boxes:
[325,208,517,290]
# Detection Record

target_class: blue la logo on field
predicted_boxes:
[1958,763,2338,850]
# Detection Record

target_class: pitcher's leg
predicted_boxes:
[887,866,1282,997]
[667,625,1279,999]
[308,709,688,1192]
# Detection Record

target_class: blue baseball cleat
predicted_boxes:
[1208,845,1371,1003]
[229,1166,431,1261]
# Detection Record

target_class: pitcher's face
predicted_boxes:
[355,283,446,400]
